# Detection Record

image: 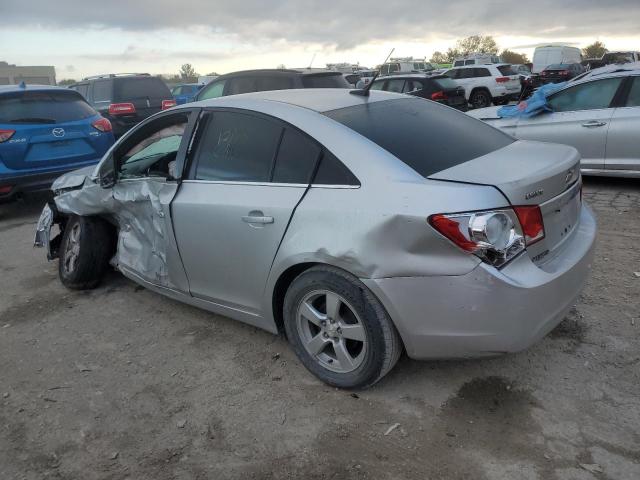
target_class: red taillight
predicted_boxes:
[431,91,448,101]
[0,129,16,143]
[560,70,570,75]
[513,206,545,246]
[495,76,510,83]
[541,71,548,76]
[429,215,478,251]
[92,117,112,133]
[162,99,176,110]
[0,185,13,195]
[108,103,136,116]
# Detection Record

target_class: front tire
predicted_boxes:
[283,266,402,389]
[469,89,492,109]
[58,215,114,290]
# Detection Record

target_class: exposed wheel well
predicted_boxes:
[469,87,491,98]
[272,262,319,335]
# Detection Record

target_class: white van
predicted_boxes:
[532,46,582,73]
[453,53,502,67]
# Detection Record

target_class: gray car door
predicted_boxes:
[605,76,640,172]
[514,77,624,171]
[172,110,321,316]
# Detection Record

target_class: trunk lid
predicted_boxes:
[430,140,582,264]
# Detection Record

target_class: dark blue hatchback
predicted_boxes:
[0,84,115,201]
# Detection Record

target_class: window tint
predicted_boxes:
[194,112,281,182]
[473,68,491,77]
[114,77,170,100]
[548,78,623,112]
[453,61,464,67]
[388,64,400,73]
[272,128,321,184]
[226,77,257,95]
[74,84,89,98]
[199,80,226,100]
[497,65,516,76]
[445,69,460,79]
[0,91,97,124]
[459,69,475,79]
[313,150,360,185]
[118,114,188,178]
[433,77,458,89]
[403,80,422,93]
[386,79,405,93]
[464,60,474,65]
[625,77,640,107]
[256,75,294,91]
[301,73,350,88]
[370,80,384,90]
[92,80,111,102]
[324,98,514,178]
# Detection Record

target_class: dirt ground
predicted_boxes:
[1,177,639,480]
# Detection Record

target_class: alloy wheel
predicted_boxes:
[296,290,368,374]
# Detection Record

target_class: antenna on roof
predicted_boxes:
[308,53,317,70]
[350,47,394,97]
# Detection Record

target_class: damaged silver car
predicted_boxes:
[35,89,596,388]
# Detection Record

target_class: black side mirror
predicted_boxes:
[98,155,117,188]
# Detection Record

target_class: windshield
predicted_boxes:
[0,90,96,124]
[324,98,514,177]
[301,73,350,88]
[547,64,570,70]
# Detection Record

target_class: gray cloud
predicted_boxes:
[4,0,640,49]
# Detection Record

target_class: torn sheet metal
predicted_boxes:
[49,170,187,291]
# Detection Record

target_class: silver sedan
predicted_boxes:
[468,66,640,178]
[35,89,596,388]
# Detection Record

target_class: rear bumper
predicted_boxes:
[0,159,101,201]
[363,204,597,360]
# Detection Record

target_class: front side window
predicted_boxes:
[199,80,226,100]
[118,113,189,179]
[193,111,281,182]
[625,77,640,107]
[548,78,624,112]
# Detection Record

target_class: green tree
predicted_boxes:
[57,78,77,86]
[430,51,448,64]
[582,41,607,59]
[500,49,529,65]
[179,63,198,81]
[456,35,499,56]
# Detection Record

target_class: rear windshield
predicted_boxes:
[496,65,517,76]
[301,73,350,88]
[433,77,458,89]
[0,90,96,124]
[546,64,569,70]
[324,98,514,177]
[114,77,171,100]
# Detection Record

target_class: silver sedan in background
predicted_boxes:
[468,65,640,178]
[35,89,596,388]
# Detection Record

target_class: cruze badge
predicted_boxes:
[525,189,544,200]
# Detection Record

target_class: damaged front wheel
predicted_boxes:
[59,215,115,290]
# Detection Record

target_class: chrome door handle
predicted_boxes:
[242,214,274,224]
[581,121,607,128]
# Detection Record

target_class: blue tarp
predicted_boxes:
[497,82,567,118]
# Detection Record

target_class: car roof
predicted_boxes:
[185,88,404,113]
[569,62,640,85]
[374,73,442,80]
[0,84,71,94]
[449,63,507,69]
[210,69,343,80]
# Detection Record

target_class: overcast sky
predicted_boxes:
[2,0,639,79]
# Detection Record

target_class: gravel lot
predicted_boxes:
[1,178,639,480]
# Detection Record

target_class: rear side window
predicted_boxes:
[193,111,281,182]
[324,98,514,178]
[301,74,350,88]
[92,80,111,102]
[386,79,405,93]
[473,68,491,77]
[272,128,321,184]
[625,77,640,107]
[433,77,458,89]
[256,75,295,92]
[114,77,170,100]
[226,77,256,95]
[73,83,89,98]
[313,150,360,186]
[0,91,97,124]
[497,65,517,76]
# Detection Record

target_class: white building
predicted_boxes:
[0,61,57,85]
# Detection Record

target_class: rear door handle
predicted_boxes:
[581,121,607,128]
[242,211,274,224]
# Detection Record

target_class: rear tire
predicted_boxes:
[470,89,492,109]
[58,215,114,290]
[283,266,402,389]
